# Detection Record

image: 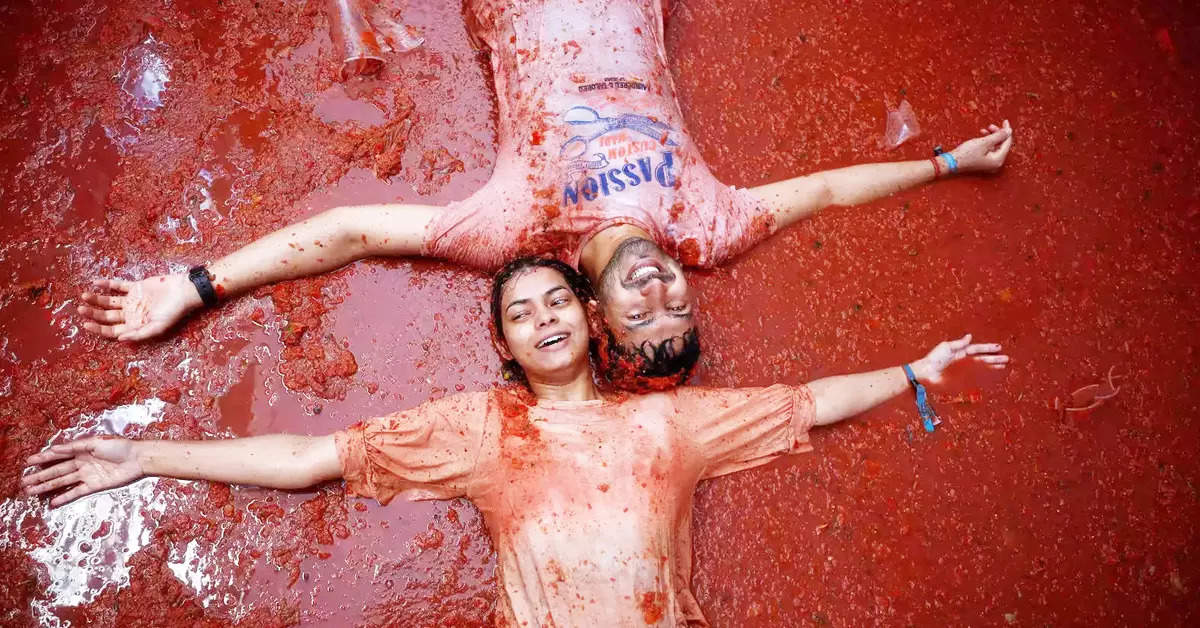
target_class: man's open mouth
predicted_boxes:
[624,259,675,288]
[627,259,664,282]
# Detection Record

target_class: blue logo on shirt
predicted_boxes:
[558,106,678,206]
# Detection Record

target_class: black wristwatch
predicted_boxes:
[188,265,219,307]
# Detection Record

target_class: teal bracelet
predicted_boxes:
[902,364,941,432]
[941,153,959,173]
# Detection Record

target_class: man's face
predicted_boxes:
[595,238,696,355]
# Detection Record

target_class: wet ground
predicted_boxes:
[1,0,1198,625]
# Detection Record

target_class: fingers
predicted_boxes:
[51,484,96,508]
[25,469,82,497]
[92,278,131,294]
[974,354,1009,365]
[50,439,99,455]
[21,458,79,489]
[983,127,1009,147]
[80,292,126,309]
[965,342,1002,355]
[995,124,1015,160]
[26,438,97,464]
[81,321,130,340]
[77,304,124,324]
[942,334,975,363]
[79,280,133,338]
[25,448,76,467]
[117,321,166,342]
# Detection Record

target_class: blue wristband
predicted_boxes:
[941,153,958,174]
[903,364,941,433]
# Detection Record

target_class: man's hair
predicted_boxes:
[490,255,700,390]
[596,326,701,392]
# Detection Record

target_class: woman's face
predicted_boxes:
[498,267,591,381]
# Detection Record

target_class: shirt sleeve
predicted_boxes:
[334,392,490,505]
[670,384,816,480]
[422,174,546,270]
[674,160,776,268]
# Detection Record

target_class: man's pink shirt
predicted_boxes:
[422,0,775,270]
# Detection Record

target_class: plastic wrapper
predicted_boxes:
[328,0,424,81]
[880,99,921,150]
[375,14,425,54]
[329,0,385,80]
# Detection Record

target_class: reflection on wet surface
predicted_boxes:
[4,400,168,614]
[120,35,171,111]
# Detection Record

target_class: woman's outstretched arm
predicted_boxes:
[807,334,1008,427]
[21,433,342,507]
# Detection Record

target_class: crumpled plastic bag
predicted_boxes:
[329,0,424,81]
[879,99,921,150]
[374,15,425,54]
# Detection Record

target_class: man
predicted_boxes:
[78,0,1014,384]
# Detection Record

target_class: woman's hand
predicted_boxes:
[948,120,1014,174]
[22,438,145,507]
[911,333,1009,384]
[77,274,202,342]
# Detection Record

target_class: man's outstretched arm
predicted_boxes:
[77,202,442,341]
[807,334,1008,427]
[21,433,342,507]
[750,120,1014,231]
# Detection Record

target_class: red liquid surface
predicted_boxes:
[1,0,1198,625]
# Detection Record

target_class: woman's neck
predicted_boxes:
[526,369,600,402]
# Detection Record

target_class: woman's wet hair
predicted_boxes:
[490,256,700,390]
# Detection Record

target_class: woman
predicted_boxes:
[28,257,1008,626]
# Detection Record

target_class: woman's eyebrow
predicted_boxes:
[505,285,568,312]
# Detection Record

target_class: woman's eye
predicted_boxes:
[511,312,529,321]
[670,305,688,313]
[551,297,568,306]
[630,313,645,321]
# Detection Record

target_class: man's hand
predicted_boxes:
[911,333,1009,384]
[948,120,1014,174]
[77,274,203,342]
[22,438,145,507]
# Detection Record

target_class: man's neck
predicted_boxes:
[527,369,600,402]
[577,223,655,284]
